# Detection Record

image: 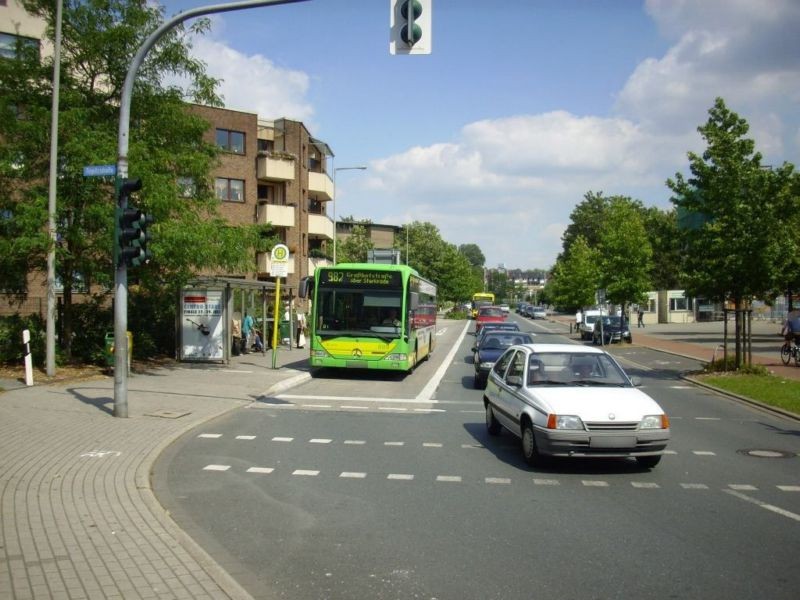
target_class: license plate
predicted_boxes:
[590,436,636,449]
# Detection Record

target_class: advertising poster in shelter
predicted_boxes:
[180,289,224,360]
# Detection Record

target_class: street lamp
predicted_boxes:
[332,166,367,265]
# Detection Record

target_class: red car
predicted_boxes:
[475,306,507,334]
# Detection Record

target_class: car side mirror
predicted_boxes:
[506,375,522,387]
[472,346,477,352]
[630,376,642,387]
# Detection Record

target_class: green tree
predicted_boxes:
[336,223,373,264]
[596,197,653,318]
[0,0,271,360]
[667,97,790,367]
[559,191,614,259]
[398,221,476,304]
[642,207,682,290]
[548,236,600,312]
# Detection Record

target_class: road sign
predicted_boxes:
[83,164,117,177]
[270,243,290,278]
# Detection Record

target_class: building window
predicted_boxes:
[215,128,245,154]
[669,295,690,311]
[257,139,274,153]
[0,33,39,59]
[215,177,244,202]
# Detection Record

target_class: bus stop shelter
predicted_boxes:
[178,277,295,364]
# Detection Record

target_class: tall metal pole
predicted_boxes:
[331,166,366,266]
[113,0,309,417]
[45,0,64,377]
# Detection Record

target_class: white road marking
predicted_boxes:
[423,442,443,448]
[693,450,716,456]
[486,477,511,485]
[728,484,758,491]
[198,433,222,438]
[778,485,800,492]
[681,483,710,490]
[309,438,332,444]
[272,437,294,442]
[696,417,721,421]
[670,385,694,389]
[663,450,678,455]
[414,408,446,413]
[462,443,484,449]
[303,404,332,409]
[723,489,800,523]
[340,472,367,479]
[203,464,230,471]
[582,480,609,487]
[387,474,414,480]
[247,467,274,474]
[533,478,560,486]
[293,469,319,476]
[416,321,471,402]
[631,482,660,489]
[341,405,369,410]
[236,435,256,440]
[344,440,366,445]
[379,406,408,412]
[436,475,462,483]
[384,441,405,446]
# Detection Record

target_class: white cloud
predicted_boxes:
[190,36,314,125]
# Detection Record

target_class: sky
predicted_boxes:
[160,0,800,271]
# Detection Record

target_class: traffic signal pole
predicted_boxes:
[113,0,310,417]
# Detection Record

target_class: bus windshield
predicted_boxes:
[316,287,404,338]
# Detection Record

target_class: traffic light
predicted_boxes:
[390,0,432,55]
[115,178,153,268]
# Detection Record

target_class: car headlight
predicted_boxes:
[547,414,584,430]
[311,349,328,358]
[640,414,669,429]
[479,361,495,369]
[385,353,407,361]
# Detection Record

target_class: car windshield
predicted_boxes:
[601,316,623,328]
[479,307,505,317]
[481,333,533,350]
[526,352,630,386]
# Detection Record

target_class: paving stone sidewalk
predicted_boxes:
[0,348,310,600]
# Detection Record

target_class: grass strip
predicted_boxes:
[700,373,800,415]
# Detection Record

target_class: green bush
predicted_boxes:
[0,313,47,365]
[704,356,769,376]
[445,308,470,320]
[67,300,113,365]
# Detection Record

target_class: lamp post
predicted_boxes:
[332,166,367,265]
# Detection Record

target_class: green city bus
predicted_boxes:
[298,263,437,371]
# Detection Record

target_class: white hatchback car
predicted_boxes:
[483,343,670,469]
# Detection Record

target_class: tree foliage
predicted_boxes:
[336,223,373,264]
[398,221,478,304]
[0,0,273,359]
[548,236,600,312]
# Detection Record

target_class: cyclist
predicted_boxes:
[782,309,800,345]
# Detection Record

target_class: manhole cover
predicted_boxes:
[737,449,796,459]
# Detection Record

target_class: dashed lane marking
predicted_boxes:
[292,469,320,476]
[247,467,274,474]
[436,475,462,483]
[387,474,414,480]
[340,472,367,479]
[198,433,222,438]
[236,435,256,440]
[203,464,230,471]
[723,489,800,523]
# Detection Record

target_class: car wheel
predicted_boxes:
[473,372,484,389]
[521,420,546,467]
[485,403,501,436]
[636,455,662,469]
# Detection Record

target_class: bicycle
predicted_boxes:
[780,339,800,366]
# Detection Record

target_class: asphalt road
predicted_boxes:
[153,316,800,600]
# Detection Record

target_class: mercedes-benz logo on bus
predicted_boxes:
[351,348,363,358]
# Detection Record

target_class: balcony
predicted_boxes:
[257,251,296,275]
[258,203,295,228]
[308,257,332,273]
[308,213,333,240]
[257,153,295,182]
[308,171,333,201]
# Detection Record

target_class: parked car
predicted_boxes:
[498,303,510,313]
[473,331,535,388]
[475,306,507,334]
[592,315,632,344]
[578,309,607,340]
[516,302,530,314]
[483,343,669,468]
[531,306,547,319]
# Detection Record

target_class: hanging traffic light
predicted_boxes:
[390,0,432,55]
[115,178,153,268]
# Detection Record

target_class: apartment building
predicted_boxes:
[1,0,47,59]
[190,104,335,294]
